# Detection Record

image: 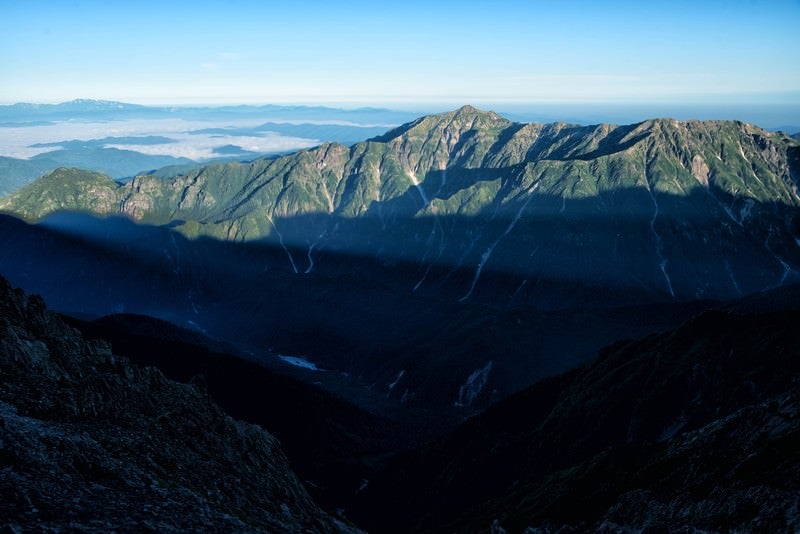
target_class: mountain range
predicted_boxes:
[1,105,799,531]
[0,99,420,197]
[3,106,799,304]
[0,99,419,124]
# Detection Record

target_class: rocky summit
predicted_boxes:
[0,275,353,532]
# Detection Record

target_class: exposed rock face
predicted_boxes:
[0,276,351,532]
[691,153,710,187]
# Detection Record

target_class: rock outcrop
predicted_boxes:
[0,276,351,532]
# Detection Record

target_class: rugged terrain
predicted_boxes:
[62,311,405,512]
[0,106,798,419]
[1,106,799,532]
[3,106,799,305]
[353,289,800,532]
[0,275,351,532]
[0,211,713,416]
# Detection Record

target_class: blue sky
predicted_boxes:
[1,0,799,107]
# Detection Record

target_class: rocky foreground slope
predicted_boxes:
[0,276,351,532]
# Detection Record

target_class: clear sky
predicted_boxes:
[1,0,799,107]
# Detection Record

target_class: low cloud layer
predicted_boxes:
[0,118,319,161]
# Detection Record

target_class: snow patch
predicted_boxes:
[724,260,743,296]
[455,361,493,408]
[277,355,320,371]
[738,142,750,163]
[304,231,326,274]
[460,183,539,302]
[413,264,432,292]
[407,170,431,207]
[645,181,675,298]
[509,279,528,303]
[388,369,405,391]
[764,229,795,286]
[266,214,298,274]
[739,198,754,222]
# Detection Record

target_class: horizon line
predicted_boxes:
[2,91,800,108]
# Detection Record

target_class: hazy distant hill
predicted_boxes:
[0,156,59,196]
[0,98,419,124]
[0,100,422,196]
[189,121,399,146]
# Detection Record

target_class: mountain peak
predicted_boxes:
[453,104,480,115]
[450,104,504,121]
[373,105,510,143]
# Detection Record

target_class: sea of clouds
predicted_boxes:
[0,118,324,161]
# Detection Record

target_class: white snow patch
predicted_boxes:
[460,183,539,303]
[738,142,750,163]
[266,214,298,274]
[413,264,433,292]
[739,199,754,222]
[764,229,795,286]
[187,292,199,315]
[510,279,528,302]
[304,232,325,274]
[724,260,743,296]
[645,182,675,298]
[455,361,493,408]
[304,242,316,274]
[407,170,431,206]
[388,370,405,391]
[277,355,321,371]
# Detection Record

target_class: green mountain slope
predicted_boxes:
[1,167,119,220]
[0,156,59,196]
[0,147,195,198]
[6,107,798,230]
[2,106,799,302]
